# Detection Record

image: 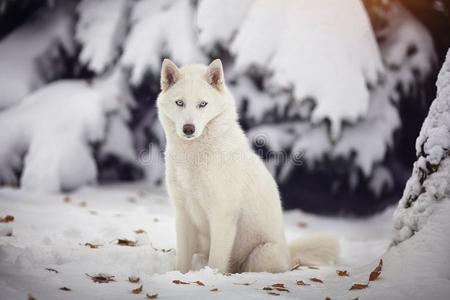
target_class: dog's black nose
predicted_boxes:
[183,124,195,136]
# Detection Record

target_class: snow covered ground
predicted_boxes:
[0,182,399,300]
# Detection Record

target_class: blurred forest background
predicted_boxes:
[0,0,449,216]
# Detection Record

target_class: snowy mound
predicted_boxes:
[0,73,128,192]
[198,0,384,138]
[393,49,450,244]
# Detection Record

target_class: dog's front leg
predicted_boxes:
[208,213,238,273]
[175,207,197,273]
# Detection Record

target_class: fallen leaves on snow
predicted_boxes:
[86,273,115,283]
[83,242,101,249]
[0,215,14,223]
[132,285,143,294]
[45,268,59,273]
[193,280,205,286]
[296,280,310,286]
[172,279,190,285]
[336,270,350,277]
[310,278,323,283]
[128,276,140,283]
[117,239,137,247]
[297,222,308,228]
[59,287,71,291]
[146,293,159,299]
[369,259,383,281]
[134,229,146,234]
[349,283,369,290]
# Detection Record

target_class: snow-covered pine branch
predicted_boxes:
[121,0,204,85]
[0,71,130,192]
[236,2,436,199]
[392,48,450,245]
[75,0,130,74]
[0,5,74,110]
[198,0,384,139]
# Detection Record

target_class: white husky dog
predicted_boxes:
[157,58,339,273]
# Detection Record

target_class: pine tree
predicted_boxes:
[392,48,450,245]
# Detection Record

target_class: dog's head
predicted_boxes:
[156,59,231,141]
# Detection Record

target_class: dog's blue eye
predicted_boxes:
[198,101,208,108]
[175,100,184,107]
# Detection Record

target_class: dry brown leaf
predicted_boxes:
[310,278,323,283]
[117,239,137,247]
[86,273,115,283]
[369,271,381,281]
[63,196,71,203]
[372,259,383,273]
[45,268,59,273]
[193,280,205,286]
[274,287,290,292]
[271,283,285,288]
[210,288,219,292]
[6,232,13,237]
[268,292,280,296]
[134,229,146,234]
[349,283,369,290]
[173,279,190,285]
[84,243,101,249]
[308,266,319,270]
[296,280,310,286]
[352,298,359,300]
[128,276,140,283]
[337,270,350,277]
[297,222,308,228]
[290,263,301,271]
[233,281,256,286]
[369,259,383,281]
[59,287,71,291]
[132,285,143,294]
[325,297,331,300]
[28,293,36,300]
[0,215,14,223]
[146,293,159,299]
[263,287,273,291]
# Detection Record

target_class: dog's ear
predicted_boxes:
[206,59,224,90]
[161,59,180,91]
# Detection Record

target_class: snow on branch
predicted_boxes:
[0,71,130,192]
[0,5,74,110]
[75,0,130,74]
[392,48,450,245]
[198,0,384,138]
[121,0,204,85]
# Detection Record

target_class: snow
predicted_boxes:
[76,0,130,74]
[392,48,450,244]
[0,183,395,300]
[0,71,129,192]
[121,0,205,85]
[198,0,384,138]
[379,3,437,89]
[0,5,74,109]
[1,182,448,299]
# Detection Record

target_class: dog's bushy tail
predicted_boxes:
[289,233,339,267]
